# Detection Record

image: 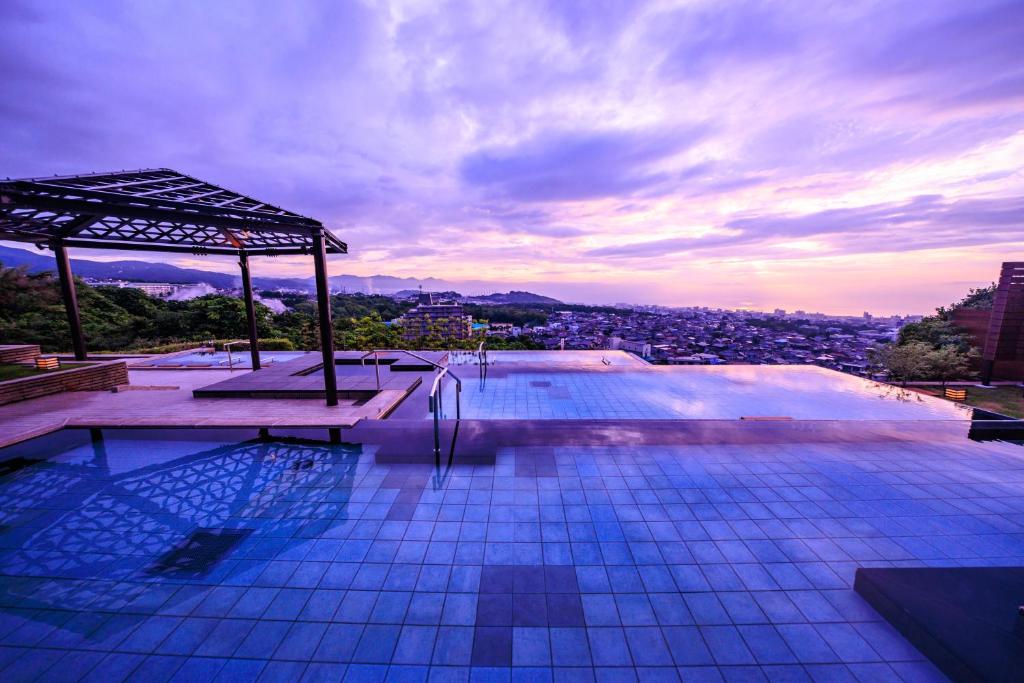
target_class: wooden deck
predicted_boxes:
[192,351,432,399]
[0,368,413,448]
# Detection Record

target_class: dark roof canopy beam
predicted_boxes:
[87,172,189,192]
[176,188,227,203]
[0,169,347,253]
[132,181,207,197]
[2,187,317,229]
[57,238,319,256]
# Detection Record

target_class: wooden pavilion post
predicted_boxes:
[51,239,87,360]
[238,250,261,371]
[312,229,338,406]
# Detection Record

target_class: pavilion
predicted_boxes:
[0,168,347,406]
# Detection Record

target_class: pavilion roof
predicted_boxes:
[0,168,346,256]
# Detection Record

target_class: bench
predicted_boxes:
[944,387,967,401]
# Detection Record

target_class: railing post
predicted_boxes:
[433,399,441,466]
[374,350,380,391]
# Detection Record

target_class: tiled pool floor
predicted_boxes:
[441,366,971,420]
[2,428,1023,681]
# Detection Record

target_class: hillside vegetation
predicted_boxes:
[0,263,542,352]
[871,284,996,383]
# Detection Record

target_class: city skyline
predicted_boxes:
[0,242,946,318]
[2,0,1022,315]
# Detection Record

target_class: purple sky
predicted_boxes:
[2,0,1022,314]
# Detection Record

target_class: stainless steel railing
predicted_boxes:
[223,340,248,370]
[360,349,462,464]
[359,348,458,389]
[428,367,461,463]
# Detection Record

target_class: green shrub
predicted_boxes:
[133,337,296,354]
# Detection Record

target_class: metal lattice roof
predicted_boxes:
[0,168,346,256]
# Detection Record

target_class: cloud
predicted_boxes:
[588,194,1024,258]
[656,0,800,81]
[1,0,1022,311]
[844,0,1024,108]
[459,125,708,202]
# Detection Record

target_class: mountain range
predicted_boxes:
[0,244,459,292]
[0,244,561,303]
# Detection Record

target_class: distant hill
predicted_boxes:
[0,244,243,288]
[326,274,456,295]
[0,244,522,299]
[466,291,562,305]
[390,290,464,301]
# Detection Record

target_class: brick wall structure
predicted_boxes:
[0,345,41,364]
[0,360,129,406]
[980,262,1024,383]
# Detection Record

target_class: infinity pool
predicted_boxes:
[448,350,646,367]
[441,365,971,420]
[139,350,311,369]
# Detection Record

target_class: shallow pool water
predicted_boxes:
[1,425,1018,680]
[141,350,311,368]
[441,365,971,420]
[448,350,646,367]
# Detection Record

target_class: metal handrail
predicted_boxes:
[359,348,459,389]
[223,339,247,370]
[428,368,461,417]
[360,350,383,391]
[359,349,462,464]
[428,367,462,463]
[477,340,487,366]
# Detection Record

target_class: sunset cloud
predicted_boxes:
[1,0,1021,314]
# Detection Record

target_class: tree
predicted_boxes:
[872,342,933,386]
[897,317,969,351]
[925,346,977,388]
[181,295,278,340]
[336,312,402,350]
[936,283,997,320]
[895,282,997,355]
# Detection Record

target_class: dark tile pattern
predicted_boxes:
[147,529,254,579]
[0,429,1018,681]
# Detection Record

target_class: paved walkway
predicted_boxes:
[0,369,406,448]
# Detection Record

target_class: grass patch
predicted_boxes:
[0,363,94,382]
[0,365,52,381]
[911,385,1024,419]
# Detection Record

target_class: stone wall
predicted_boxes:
[0,360,129,406]
[0,345,41,364]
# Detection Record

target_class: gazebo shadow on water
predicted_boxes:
[0,430,363,629]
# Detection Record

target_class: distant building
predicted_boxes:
[86,279,183,297]
[608,337,652,357]
[400,292,473,342]
[667,353,721,365]
[487,322,521,337]
[131,282,180,297]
